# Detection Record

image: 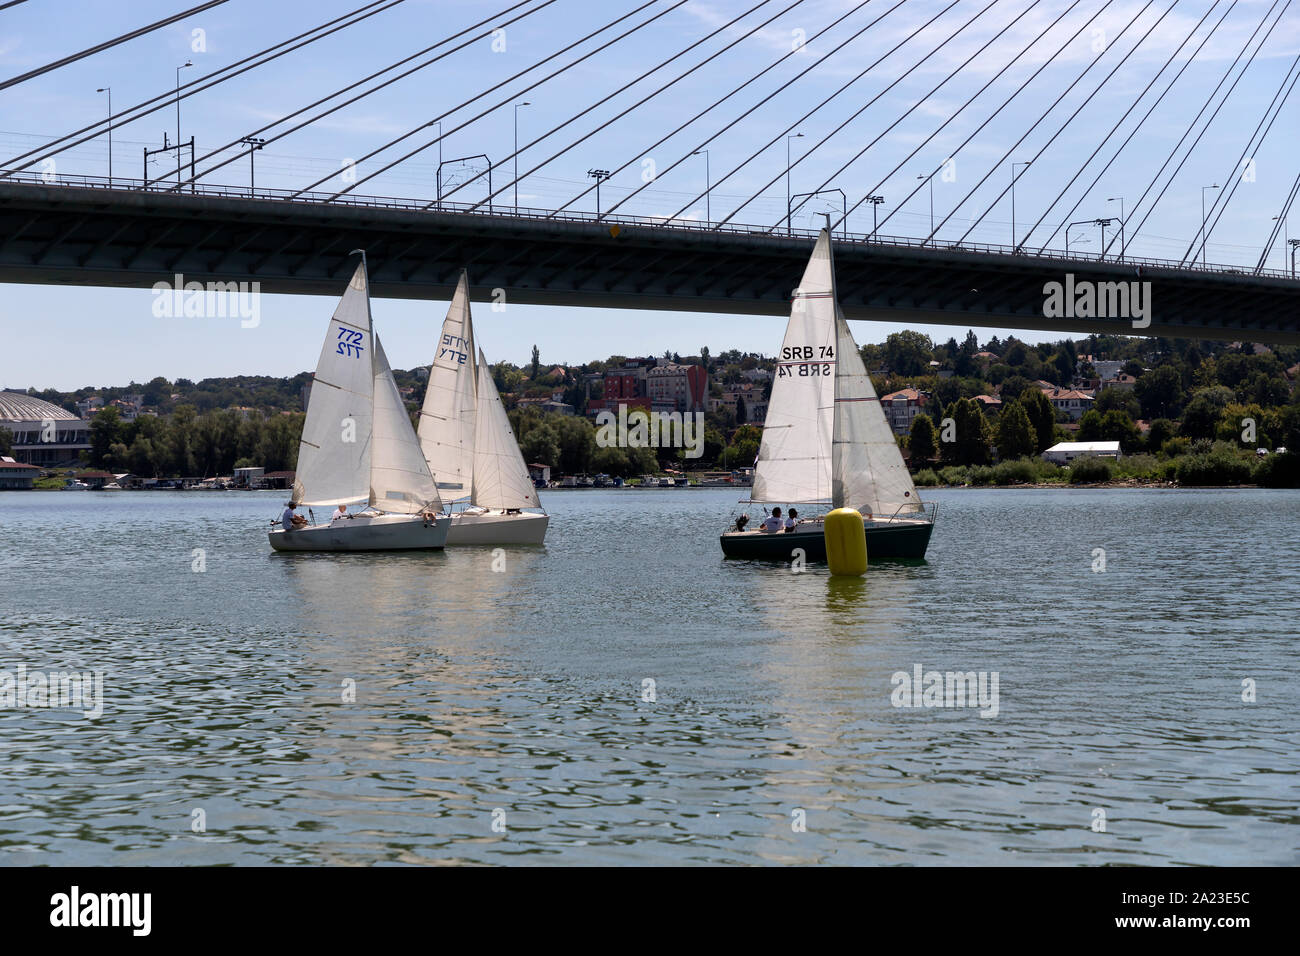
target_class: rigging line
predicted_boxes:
[1107,0,1290,257]
[954,0,1180,248]
[667,0,958,226]
[155,0,547,188]
[770,0,1050,235]
[447,0,806,210]
[0,0,33,10]
[572,0,883,220]
[842,0,1107,234]
[2,0,406,175]
[1185,50,1300,265]
[0,0,231,92]
[1029,0,1233,251]
[302,0,679,200]
[1255,165,1300,272]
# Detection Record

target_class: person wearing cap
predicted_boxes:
[281,502,308,531]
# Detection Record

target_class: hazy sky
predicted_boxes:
[2,0,1296,390]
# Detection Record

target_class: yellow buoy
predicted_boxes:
[824,507,867,576]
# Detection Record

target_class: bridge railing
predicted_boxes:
[2,168,1293,280]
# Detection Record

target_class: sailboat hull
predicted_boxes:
[445,511,549,546]
[269,513,451,552]
[720,517,933,561]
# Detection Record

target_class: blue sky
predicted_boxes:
[1,0,1297,389]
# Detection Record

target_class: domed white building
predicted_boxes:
[0,391,91,467]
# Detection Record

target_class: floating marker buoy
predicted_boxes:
[824,507,867,576]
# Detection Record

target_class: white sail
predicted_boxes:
[370,335,442,514]
[472,349,541,510]
[832,305,921,514]
[417,271,477,500]
[751,230,836,504]
[293,263,375,508]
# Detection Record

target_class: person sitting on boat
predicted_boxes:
[331,504,349,522]
[281,502,308,531]
[760,507,783,533]
[784,508,799,531]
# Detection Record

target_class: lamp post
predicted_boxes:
[866,194,884,239]
[96,86,112,185]
[693,149,710,224]
[1289,237,1299,278]
[1107,196,1125,261]
[513,101,530,214]
[917,171,934,235]
[1066,218,1095,257]
[175,60,192,186]
[1200,183,1219,267]
[1094,217,1115,260]
[785,132,803,235]
[588,168,611,218]
[1011,160,1031,251]
[240,136,266,195]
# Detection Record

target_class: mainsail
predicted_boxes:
[293,262,375,508]
[471,349,540,509]
[417,271,477,499]
[753,228,922,515]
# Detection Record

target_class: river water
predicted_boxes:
[1,486,1296,865]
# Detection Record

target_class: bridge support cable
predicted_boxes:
[565,0,886,221]
[442,0,810,211]
[654,0,966,227]
[718,0,1016,231]
[946,0,1181,248]
[1184,51,1300,266]
[761,0,1053,236]
[1,0,409,177]
[1026,0,1234,253]
[838,0,1108,238]
[1100,0,1290,258]
[1254,167,1300,273]
[0,0,231,93]
[156,0,551,189]
[1029,0,1232,254]
[294,0,685,200]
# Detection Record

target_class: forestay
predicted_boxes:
[417,271,477,500]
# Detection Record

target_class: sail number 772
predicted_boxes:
[336,328,366,358]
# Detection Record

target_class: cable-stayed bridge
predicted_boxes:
[1,0,1298,341]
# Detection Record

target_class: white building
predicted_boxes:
[1042,440,1121,464]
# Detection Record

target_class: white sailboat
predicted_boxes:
[269,253,450,552]
[417,271,548,545]
[719,228,936,561]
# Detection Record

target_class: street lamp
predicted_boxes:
[1066,218,1095,256]
[175,60,192,186]
[240,136,266,195]
[96,86,111,185]
[785,132,803,235]
[866,194,884,239]
[513,101,530,214]
[1290,238,1299,278]
[588,168,611,218]
[1107,196,1125,261]
[1093,217,1116,260]
[1200,183,1219,267]
[917,171,935,236]
[1011,160,1031,251]
[693,149,710,224]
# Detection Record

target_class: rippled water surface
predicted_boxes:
[1,487,1297,865]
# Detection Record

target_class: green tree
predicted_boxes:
[940,398,991,466]
[995,401,1037,460]
[530,345,541,380]
[1019,387,1057,452]
[883,330,934,376]
[1181,386,1235,439]
[0,426,12,457]
[1134,365,1184,419]
[998,375,1034,404]
[909,413,938,462]
[1144,418,1177,453]
[89,406,124,467]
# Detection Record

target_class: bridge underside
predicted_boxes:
[2,181,1298,344]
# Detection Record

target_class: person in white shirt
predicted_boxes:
[784,508,799,531]
[760,507,783,532]
[331,505,348,521]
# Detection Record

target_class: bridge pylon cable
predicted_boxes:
[838,0,1109,236]
[949,0,1180,249]
[1184,51,1300,266]
[1026,0,1233,253]
[157,0,549,189]
[1103,0,1290,259]
[574,0,886,221]
[295,0,683,200]
[0,0,231,93]
[1,0,408,177]
[1255,168,1300,273]
[442,0,807,211]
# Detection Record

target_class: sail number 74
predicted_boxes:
[779,344,834,377]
